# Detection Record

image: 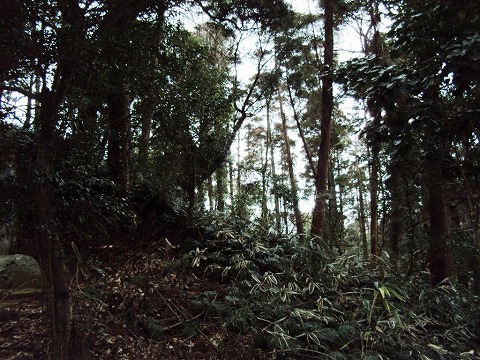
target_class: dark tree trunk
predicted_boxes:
[139,98,154,170]
[261,107,269,223]
[369,108,380,257]
[424,153,453,286]
[216,164,226,212]
[356,162,369,260]
[107,90,131,190]
[311,0,333,240]
[36,93,72,360]
[228,158,235,213]
[33,3,83,357]
[207,175,214,211]
[389,164,402,267]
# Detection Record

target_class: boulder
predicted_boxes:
[0,254,44,290]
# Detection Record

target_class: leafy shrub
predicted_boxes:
[175,215,480,358]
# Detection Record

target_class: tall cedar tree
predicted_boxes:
[311,0,334,240]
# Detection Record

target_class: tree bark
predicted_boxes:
[389,166,401,266]
[107,89,131,190]
[369,111,380,256]
[36,94,72,359]
[279,94,304,238]
[33,3,82,357]
[286,82,316,178]
[261,103,270,223]
[216,164,226,212]
[311,0,334,240]
[267,103,281,233]
[424,152,453,285]
[356,161,369,260]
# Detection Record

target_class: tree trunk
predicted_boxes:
[389,167,401,266]
[23,74,36,129]
[311,0,334,240]
[33,3,82,357]
[207,175,214,211]
[107,89,131,190]
[286,82,316,177]
[279,94,304,238]
[267,103,281,233]
[369,108,380,257]
[228,158,235,213]
[185,149,197,226]
[261,103,270,223]
[36,97,72,359]
[356,161,368,260]
[216,164,226,212]
[424,153,453,286]
[139,98,154,170]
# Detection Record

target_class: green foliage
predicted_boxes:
[196,0,294,32]
[54,164,137,246]
[173,216,480,357]
[145,23,235,203]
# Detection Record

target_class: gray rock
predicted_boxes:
[0,254,45,290]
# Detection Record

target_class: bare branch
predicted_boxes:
[0,84,41,101]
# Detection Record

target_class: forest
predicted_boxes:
[0,0,479,359]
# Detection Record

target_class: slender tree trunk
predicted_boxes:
[185,149,197,227]
[336,153,345,248]
[228,158,235,213]
[363,1,385,257]
[356,161,368,260]
[327,160,337,247]
[369,107,380,257]
[389,168,401,266]
[197,182,205,213]
[311,0,334,240]
[139,98,154,169]
[266,103,281,232]
[286,82,316,177]
[207,175,214,211]
[261,150,268,223]
[463,172,480,292]
[261,103,270,222]
[279,94,304,238]
[23,74,35,129]
[216,164,226,212]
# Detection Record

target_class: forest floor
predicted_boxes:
[1,236,480,359]
[0,240,257,360]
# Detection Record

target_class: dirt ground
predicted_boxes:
[0,243,255,360]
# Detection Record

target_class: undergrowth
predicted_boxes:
[177,214,480,359]
[77,213,480,359]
